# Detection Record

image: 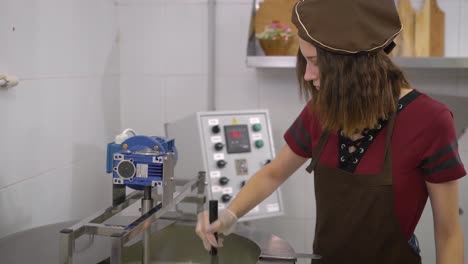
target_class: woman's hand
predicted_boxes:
[195,209,238,251]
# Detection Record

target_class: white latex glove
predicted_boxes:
[195,209,238,251]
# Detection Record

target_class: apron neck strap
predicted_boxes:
[305,112,397,174]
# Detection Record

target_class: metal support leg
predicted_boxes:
[162,153,175,207]
[59,229,74,264]
[142,186,154,264]
[110,235,124,264]
[113,184,126,207]
[196,171,207,214]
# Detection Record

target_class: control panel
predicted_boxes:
[166,110,283,221]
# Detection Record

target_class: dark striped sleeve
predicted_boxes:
[418,110,466,183]
[283,102,314,158]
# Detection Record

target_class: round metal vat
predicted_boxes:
[0,219,296,264]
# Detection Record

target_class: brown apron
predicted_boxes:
[305,114,421,264]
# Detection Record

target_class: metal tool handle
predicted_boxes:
[209,200,218,256]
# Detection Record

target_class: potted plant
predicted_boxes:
[256,20,296,56]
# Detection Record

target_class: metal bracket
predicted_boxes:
[59,170,206,264]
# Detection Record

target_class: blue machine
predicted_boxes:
[106,134,177,190]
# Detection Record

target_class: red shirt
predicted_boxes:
[284,89,466,239]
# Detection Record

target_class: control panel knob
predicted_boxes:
[212,125,221,134]
[221,194,232,203]
[219,177,230,186]
[252,123,262,132]
[214,142,224,151]
[217,160,227,168]
[255,140,264,148]
[241,180,246,188]
[264,159,271,166]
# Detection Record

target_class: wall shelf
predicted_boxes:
[246,56,468,69]
[247,1,468,69]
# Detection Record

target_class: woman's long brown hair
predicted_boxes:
[296,47,410,137]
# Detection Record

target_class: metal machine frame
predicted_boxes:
[59,154,207,264]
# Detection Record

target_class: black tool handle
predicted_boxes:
[209,200,218,256]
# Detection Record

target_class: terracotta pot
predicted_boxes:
[258,36,296,56]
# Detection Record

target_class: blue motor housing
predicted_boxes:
[106,135,177,190]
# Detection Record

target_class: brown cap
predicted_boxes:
[291,0,402,54]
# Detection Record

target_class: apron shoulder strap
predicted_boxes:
[306,130,330,173]
[383,113,396,157]
[381,113,397,182]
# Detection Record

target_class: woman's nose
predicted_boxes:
[304,62,318,82]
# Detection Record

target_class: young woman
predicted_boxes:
[196,0,465,263]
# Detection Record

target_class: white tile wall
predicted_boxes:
[118,4,165,75]
[0,0,120,238]
[0,78,73,189]
[69,0,120,76]
[215,2,257,76]
[165,75,209,122]
[163,3,208,75]
[438,0,462,56]
[118,0,211,135]
[215,76,259,110]
[460,0,468,56]
[277,169,307,218]
[118,0,208,75]
[302,169,317,222]
[2,0,72,77]
[1,0,119,78]
[0,76,120,189]
[414,202,437,264]
[0,153,111,238]
[120,74,166,135]
[404,68,459,96]
[257,69,302,109]
[0,182,34,238]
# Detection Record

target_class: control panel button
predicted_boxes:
[219,177,230,186]
[217,160,227,168]
[214,142,224,151]
[212,125,221,134]
[252,123,262,132]
[221,194,232,203]
[255,140,264,148]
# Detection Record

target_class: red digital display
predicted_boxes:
[229,131,242,138]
